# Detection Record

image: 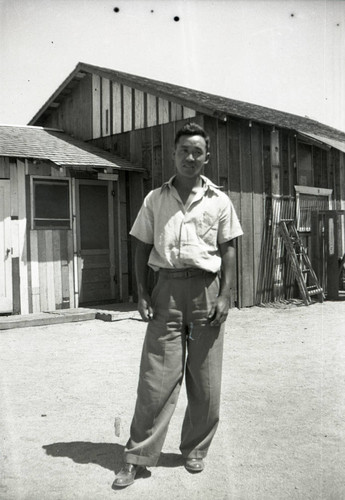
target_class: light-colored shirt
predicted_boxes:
[130,175,243,273]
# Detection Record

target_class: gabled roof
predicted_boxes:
[29,62,345,147]
[0,125,143,170]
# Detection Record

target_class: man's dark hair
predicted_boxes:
[174,122,210,152]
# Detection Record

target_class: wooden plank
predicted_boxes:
[239,121,254,307]
[203,116,219,184]
[112,81,122,134]
[38,230,48,311]
[129,129,143,166]
[30,231,41,312]
[123,85,132,132]
[59,230,70,308]
[134,89,145,129]
[183,107,196,119]
[108,182,116,299]
[0,180,13,313]
[218,120,228,189]
[147,93,157,127]
[92,74,101,139]
[152,126,162,189]
[10,161,18,217]
[158,98,169,124]
[115,178,123,300]
[0,309,96,330]
[45,230,55,311]
[251,124,264,303]
[161,122,175,181]
[52,231,63,309]
[0,157,10,178]
[17,160,29,314]
[101,78,111,136]
[171,103,182,121]
[67,231,74,309]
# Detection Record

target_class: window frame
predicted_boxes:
[30,176,72,230]
[295,185,333,232]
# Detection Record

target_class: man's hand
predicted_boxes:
[138,293,154,322]
[208,295,230,326]
[133,239,154,322]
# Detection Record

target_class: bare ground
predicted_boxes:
[1,300,345,500]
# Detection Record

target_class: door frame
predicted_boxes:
[74,178,117,305]
[0,180,13,313]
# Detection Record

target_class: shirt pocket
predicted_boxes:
[197,212,218,243]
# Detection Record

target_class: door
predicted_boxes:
[0,180,12,313]
[76,180,117,304]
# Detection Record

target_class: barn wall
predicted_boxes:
[91,75,197,139]
[30,70,345,307]
[37,74,93,141]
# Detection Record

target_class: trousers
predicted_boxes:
[124,269,225,467]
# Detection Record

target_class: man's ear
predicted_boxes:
[204,152,210,165]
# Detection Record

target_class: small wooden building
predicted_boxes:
[0,124,143,314]
[1,62,344,314]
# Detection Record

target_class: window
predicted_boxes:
[32,178,71,229]
[295,185,332,232]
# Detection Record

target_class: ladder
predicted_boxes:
[279,219,324,305]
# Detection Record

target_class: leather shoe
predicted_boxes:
[112,463,141,488]
[185,458,204,473]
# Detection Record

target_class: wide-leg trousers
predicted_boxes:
[124,269,225,467]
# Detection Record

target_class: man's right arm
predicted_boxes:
[134,239,154,322]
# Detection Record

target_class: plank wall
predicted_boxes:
[25,161,74,312]
[38,74,93,140]
[91,75,196,139]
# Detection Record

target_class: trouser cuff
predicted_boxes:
[180,450,208,459]
[125,452,159,467]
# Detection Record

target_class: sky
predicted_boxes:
[1,0,345,131]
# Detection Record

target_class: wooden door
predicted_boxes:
[76,180,117,304]
[0,180,12,313]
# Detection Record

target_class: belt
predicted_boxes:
[158,268,216,279]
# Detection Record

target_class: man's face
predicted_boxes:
[173,134,209,180]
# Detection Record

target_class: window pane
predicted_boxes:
[35,181,70,219]
[33,179,70,229]
[79,185,109,249]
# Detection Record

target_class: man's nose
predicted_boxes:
[186,153,194,161]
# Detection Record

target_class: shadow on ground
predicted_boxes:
[43,442,184,473]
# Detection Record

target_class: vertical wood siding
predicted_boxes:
[92,75,102,139]
[28,228,74,312]
[38,74,93,140]
[24,163,75,312]
[101,78,111,137]
[90,80,196,139]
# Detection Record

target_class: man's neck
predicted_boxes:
[173,175,203,192]
[173,175,203,206]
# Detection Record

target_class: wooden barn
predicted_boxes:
[1,62,344,315]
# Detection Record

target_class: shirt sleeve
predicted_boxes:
[217,195,243,244]
[129,192,155,244]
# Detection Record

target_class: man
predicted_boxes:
[113,122,243,488]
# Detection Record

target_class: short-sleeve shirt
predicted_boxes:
[130,175,243,273]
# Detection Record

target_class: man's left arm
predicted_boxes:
[208,239,236,326]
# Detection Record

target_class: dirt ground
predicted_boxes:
[1,299,345,500]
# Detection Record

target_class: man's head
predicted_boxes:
[173,123,210,180]
[174,122,210,153]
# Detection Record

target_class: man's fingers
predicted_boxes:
[207,305,216,320]
[138,302,154,322]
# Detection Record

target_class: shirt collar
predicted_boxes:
[161,175,221,193]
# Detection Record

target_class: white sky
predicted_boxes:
[1,0,344,131]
